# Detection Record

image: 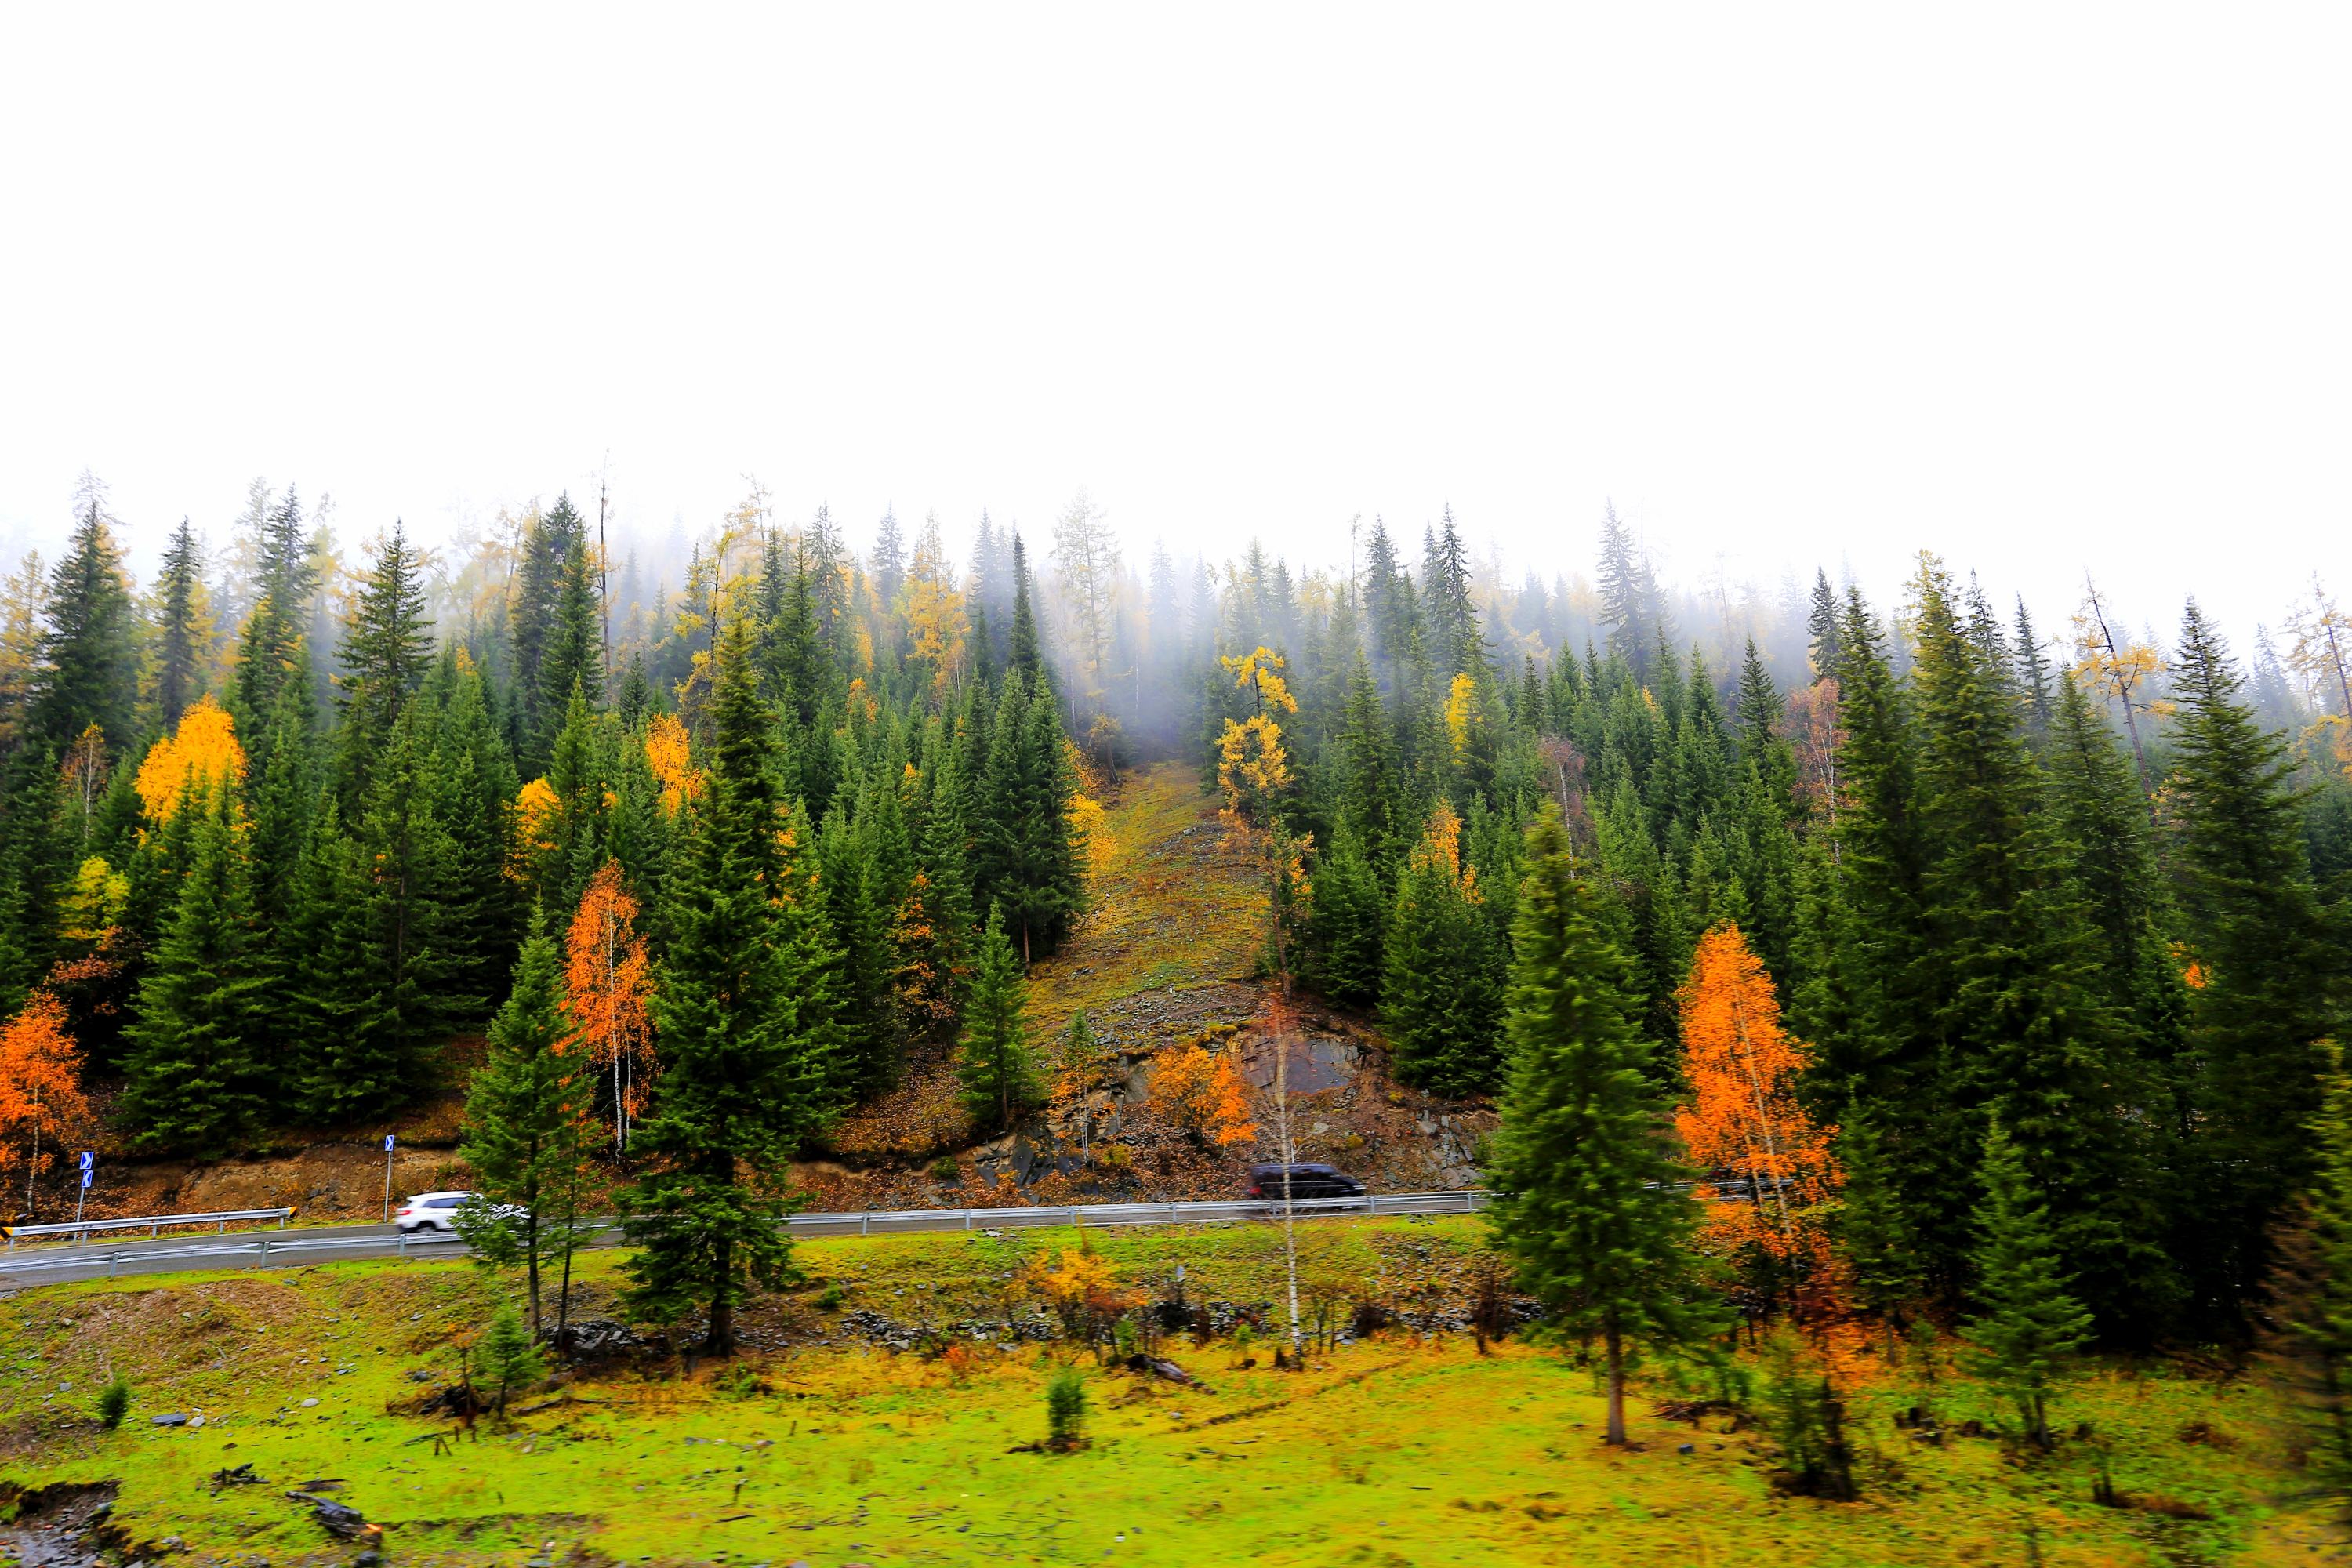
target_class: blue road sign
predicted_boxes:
[384,1134,396,1152]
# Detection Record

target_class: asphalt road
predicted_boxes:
[0,1190,1490,1292]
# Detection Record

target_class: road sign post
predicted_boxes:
[74,1151,93,1231]
[382,1134,395,1222]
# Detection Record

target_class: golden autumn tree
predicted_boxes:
[1675,923,1841,1302]
[897,512,967,697]
[510,775,562,887]
[563,859,653,1157]
[0,991,89,1218]
[1147,1037,1257,1151]
[132,695,245,822]
[642,712,701,815]
[1216,646,1310,989]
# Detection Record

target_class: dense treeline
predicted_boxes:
[1,473,2348,1352]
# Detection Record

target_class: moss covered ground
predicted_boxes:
[0,1216,2331,1566]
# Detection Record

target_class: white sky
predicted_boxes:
[2,5,2346,641]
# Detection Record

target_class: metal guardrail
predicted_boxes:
[3,1207,295,1247]
[0,1192,1491,1282]
[0,1183,1794,1285]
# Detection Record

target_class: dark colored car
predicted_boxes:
[1245,1163,1367,1200]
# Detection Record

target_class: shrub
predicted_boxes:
[931,1156,963,1183]
[817,1282,846,1312]
[480,1303,546,1417]
[96,1377,131,1430]
[1759,1331,1857,1500]
[1046,1367,1088,1451]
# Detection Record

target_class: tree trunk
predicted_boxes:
[706,1231,735,1357]
[1603,1319,1628,1445]
[524,1211,542,1340]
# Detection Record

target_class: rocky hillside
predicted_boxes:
[60,761,1491,1226]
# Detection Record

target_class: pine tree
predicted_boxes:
[1832,1108,1922,1351]
[149,517,210,731]
[2013,596,2055,743]
[957,904,1040,1134]
[233,486,317,726]
[31,485,139,752]
[1381,802,1505,1096]
[1007,533,1045,691]
[2169,601,2343,1315]
[2263,1047,2352,1519]
[1961,1124,2093,1447]
[538,539,604,753]
[1907,561,2161,1330]
[818,804,902,1103]
[1487,804,1711,1445]
[1305,827,1386,1008]
[335,523,433,811]
[1805,569,1842,684]
[477,1301,546,1417]
[459,921,595,1338]
[118,788,267,1155]
[619,616,832,1356]
[975,674,1083,963]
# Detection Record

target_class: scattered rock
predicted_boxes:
[298,1398,318,1409]
[285,1491,376,1541]
[152,1413,189,1428]
[1676,1443,1695,1456]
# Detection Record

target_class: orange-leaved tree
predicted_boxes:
[0,991,89,1218]
[563,860,652,1157]
[1147,1038,1256,1152]
[1675,923,1841,1299]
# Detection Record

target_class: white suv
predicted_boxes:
[394,1191,478,1236]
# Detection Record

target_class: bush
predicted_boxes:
[1046,1367,1088,1451]
[1759,1331,1857,1500]
[480,1304,546,1417]
[816,1282,846,1312]
[96,1377,131,1430]
[931,1156,963,1183]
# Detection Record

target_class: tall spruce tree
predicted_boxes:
[1487,805,1710,1445]
[149,517,209,731]
[335,523,433,811]
[459,921,595,1338]
[32,488,139,752]
[620,616,834,1356]
[118,788,267,1154]
[1381,803,1506,1096]
[1907,562,2161,1332]
[975,673,1083,963]
[957,903,1040,1134]
[1961,1124,2093,1447]
[2169,601,2343,1318]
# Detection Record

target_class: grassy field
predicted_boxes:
[0,1217,2332,1567]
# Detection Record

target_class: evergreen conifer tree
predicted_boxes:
[1961,1124,2093,1447]
[459,921,594,1337]
[335,523,433,811]
[1487,804,1710,1444]
[1381,802,1505,1095]
[619,616,833,1356]
[118,788,267,1154]
[149,517,209,731]
[957,904,1040,1134]
[31,488,139,751]
[2169,601,2343,1314]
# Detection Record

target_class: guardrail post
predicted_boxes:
[860,1213,869,1236]
[108,1251,119,1279]
[963,1210,971,1232]
[259,1239,270,1265]
[1168,1202,1176,1225]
